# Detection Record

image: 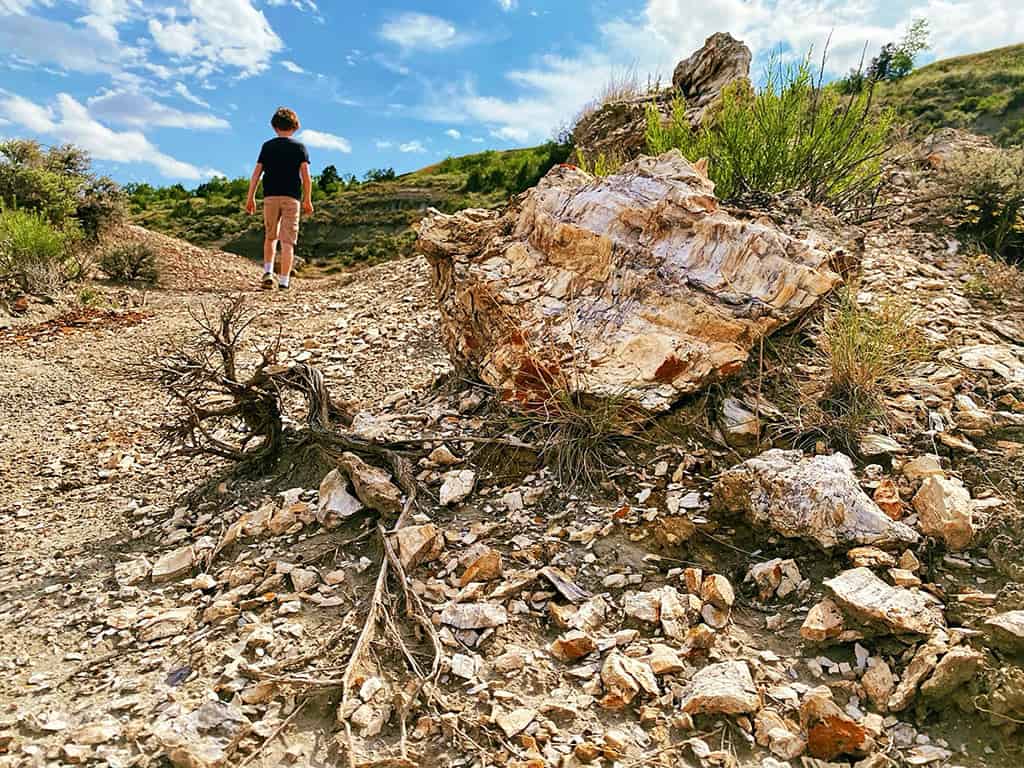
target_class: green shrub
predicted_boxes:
[940,148,1024,261]
[0,140,124,238]
[0,207,76,293]
[645,57,895,211]
[99,243,159,283]
[575,148,627,177]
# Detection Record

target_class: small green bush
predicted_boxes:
[99,243,159,283]
[940,148,1024,261]
[0,207,75,293]
[645,57,895,211]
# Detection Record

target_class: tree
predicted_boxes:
[839,18,930,93]
[319,164,341,191]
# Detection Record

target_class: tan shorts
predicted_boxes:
[264,196,301,245]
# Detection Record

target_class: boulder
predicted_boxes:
[573,33,752,161]
[672,32,753,121]
[824,568,945,637]
[417,155,842,412]
[713,450,919,550]
[679,660,759,715]
[912,475,974,551]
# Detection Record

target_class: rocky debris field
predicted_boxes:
[1,137,1024,768]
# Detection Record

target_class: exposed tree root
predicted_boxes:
[152,296,446,766]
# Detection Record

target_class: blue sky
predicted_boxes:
[0,0,1020,186]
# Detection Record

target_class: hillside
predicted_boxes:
[128,43,1024,273]
[128,142,570,271]
[875,43,1024,146]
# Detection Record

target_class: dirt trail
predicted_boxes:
[0,255,444,715]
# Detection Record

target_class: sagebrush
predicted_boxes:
[0,207,76,293]
[100,243,160,283]
[645,57,895,211]
[940,148,1024,261]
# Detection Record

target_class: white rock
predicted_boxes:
[440,469,476,506]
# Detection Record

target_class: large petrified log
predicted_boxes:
[573,32,752,161]
[415,151,844,411]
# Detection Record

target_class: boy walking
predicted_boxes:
[245,107,314,290]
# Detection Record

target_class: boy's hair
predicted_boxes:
[271,107,300,132]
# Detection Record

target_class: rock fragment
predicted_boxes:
[800,599,845,642]
[440,602,508,630]
[439,469,476,506]
[152,546,195,583]
[921,646,985,699]
[800,686,873,760]
[824,567,945,636]
[394,523,443,570]
[912,475,974,551]
[713,450,919,550]
[679,660,759,715]
[338,452,402,514]
[151,701,251,768]
[317,469,362,526]
[983,610,1024,652]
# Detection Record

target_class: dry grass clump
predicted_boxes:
[961,250,1024,301]
[763,287,929,452]
[572,66,658,134]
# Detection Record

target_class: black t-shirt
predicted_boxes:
[258,137,310,200]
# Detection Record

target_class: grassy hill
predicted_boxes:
[874,43,1024,146]
[128,142,569,272]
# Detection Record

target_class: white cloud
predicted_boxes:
[375,139,394,149]
[87,88,229,130]
[265,0,318,11]
[77,0,137,42]
[0,90,221,179]
[281,59,305,73]
[379,12,467,52]
[148,0,283,77]
[298,128,352,153]
[470,136,485,143]
[445,128,461,139]
[174,81,210,108]
[399,140,427,153]
[0,0,46,13]
[496,0,517,10]
[0,12,130,74]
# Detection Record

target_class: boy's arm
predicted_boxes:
[245,163,263,214]
[300,162,313,215]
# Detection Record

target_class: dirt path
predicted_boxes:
[0,256,446,748]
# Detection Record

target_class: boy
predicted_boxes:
[245,107,314,290]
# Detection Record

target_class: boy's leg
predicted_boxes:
[263,236,277,274]
[276,199,301,288]
[262,197,281,284]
